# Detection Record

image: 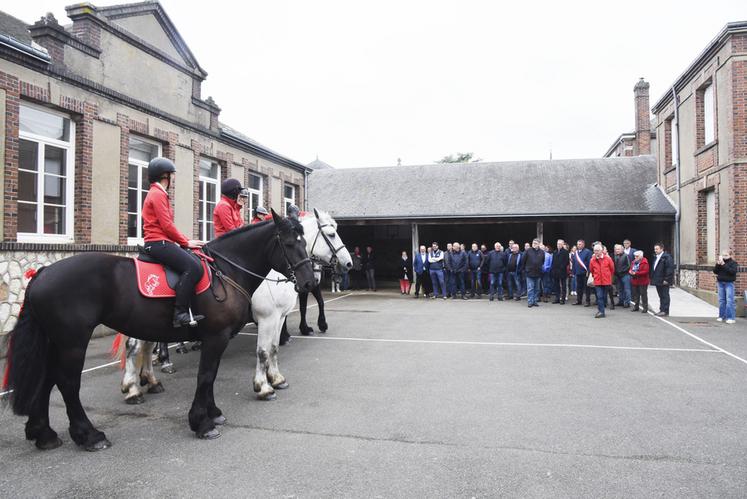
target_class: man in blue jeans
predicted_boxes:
[523,239,545,307]
[505,244,523,300]
[450,243,468,299]
[427,242,446,299]
[485,242,506,301]
[613,244,632,307]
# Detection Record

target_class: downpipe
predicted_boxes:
[672,86,682,287]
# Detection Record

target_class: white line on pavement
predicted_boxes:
[235,332,718,353]
[0,293,358,397]
[648,312,747,366]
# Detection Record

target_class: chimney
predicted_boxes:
[66,3,102,51]
[634,78,651,155]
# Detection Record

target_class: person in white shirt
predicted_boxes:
[428,242,446,299]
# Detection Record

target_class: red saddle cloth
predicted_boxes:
[133,258,211,298]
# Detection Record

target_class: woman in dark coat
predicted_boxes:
[399,251,412,295]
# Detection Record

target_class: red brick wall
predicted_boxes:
[1,72,20,241]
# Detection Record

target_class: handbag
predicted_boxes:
[586,273,595,287]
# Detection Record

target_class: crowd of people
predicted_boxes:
[395,238,738,322]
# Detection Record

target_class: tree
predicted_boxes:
[435,152,481,164]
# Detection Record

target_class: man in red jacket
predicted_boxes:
[629,250,650,313]
[589,243,615,318]
[142,157,205,328]
[213,178,247,237]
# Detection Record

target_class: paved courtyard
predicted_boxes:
[1,290,746,498]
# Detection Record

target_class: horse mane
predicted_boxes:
[209,216,304,245]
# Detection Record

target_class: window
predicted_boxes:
[246,173,263,217]
[127,137,161,244]
[17,104,75,241]
[198,158,219,240]
[283,184,296,215]
[703,83,714,145]
[705,190,716,263]
[669,117,678,167]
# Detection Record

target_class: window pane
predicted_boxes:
[200,159,218,179]
[129,137,159,163]
[206,201,215,221]
[20,105,70,141]
[43,205,65,234]
[140,166,150,190]
[199,182,204,203]
[206,222,214,240]
[19,171,37,202]
[250,193,259,212]
[127,188,138,213]
[248,174,261,190]
[704,84,714,144]
[141,189,148,208]
[44,146,66,176]
[284,185,294,198]
[44,175,65,205]
[18,203,37,233]
[19,139,38,171]
[128,164,139,188]
[128,214,138,238]
[206,183,216,201]
[198,200,204,222]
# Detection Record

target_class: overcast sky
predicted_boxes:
[7,1,747,168]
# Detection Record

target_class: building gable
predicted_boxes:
[110,12,188,67]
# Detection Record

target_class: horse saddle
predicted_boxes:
[133,247,211,298]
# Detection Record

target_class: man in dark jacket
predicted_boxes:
[614,244,632,307]
[413,244,431,298]
[523,239,545,308]
[467,243,485,298]
[551,239,570,304]
[444,243,454,298]
[506,244,523,300]
[485,243,507,301]
[650,242,674,316]
[450,243,468,299]
[572,239,593,306]
[363,245,376,291]
[714,250,738,323]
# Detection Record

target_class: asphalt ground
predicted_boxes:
[0,290,746,498]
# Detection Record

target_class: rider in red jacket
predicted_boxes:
[213,178,246,237]
[250,206,272,224]
[142,157,205,328]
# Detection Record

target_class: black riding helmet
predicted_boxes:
[221,178,243,199]
[287,204,300,219]
[147,157,176,184]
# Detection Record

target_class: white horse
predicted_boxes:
[116,209,352,404]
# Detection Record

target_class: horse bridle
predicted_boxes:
[204,230,311,291]
[309,218,346,269]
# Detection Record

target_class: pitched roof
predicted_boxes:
[0,11,50,62]
[218,122,307,173]
[307,156,675,220]
[307,158,334,170]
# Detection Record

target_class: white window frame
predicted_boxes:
[17,104,75,243]
[703,83,715,145]
[705,190,716,264]
[283,183,296,216]
[198,158,220,241]
[246,172,263,219]
[126,137,162,246]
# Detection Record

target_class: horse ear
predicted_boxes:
[313,207,320,219]
[270,208,282,225]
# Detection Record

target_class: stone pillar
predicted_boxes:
[536,222,543,243]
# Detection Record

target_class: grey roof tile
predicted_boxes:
[307,156,675,219]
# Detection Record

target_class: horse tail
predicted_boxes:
[3,266,49,416]
[109,333,128,369]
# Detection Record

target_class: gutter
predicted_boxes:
[327,211,677,221]
[0,34,51,64]
[672,86,682,285]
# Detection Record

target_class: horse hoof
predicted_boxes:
[36,437,63,450]
[213,415,227,426]
[198,428,221,440]
[318,323,328,333]
[147,382,165,394]
[300,330,314,336]
[279,336,292,346]
[85,438,112,452]
[259,392,277,401]
[161,364,176,374]
[125,394,145,405]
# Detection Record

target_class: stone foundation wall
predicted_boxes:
[0,245,136,344]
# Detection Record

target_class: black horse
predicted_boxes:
[278,284,328,345]
[4,210,315,450]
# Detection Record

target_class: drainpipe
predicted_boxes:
[303,168,309,211]
[672,86,681,285]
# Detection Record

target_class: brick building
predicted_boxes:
[0,2,309,334]
[651,21,747,311]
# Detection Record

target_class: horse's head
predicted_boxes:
[270,208,316,292]
[305,208,352,271]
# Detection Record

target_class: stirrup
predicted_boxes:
[173,308,205,328]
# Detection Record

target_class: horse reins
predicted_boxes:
[309,219,346,270]
[202,231,311,302]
